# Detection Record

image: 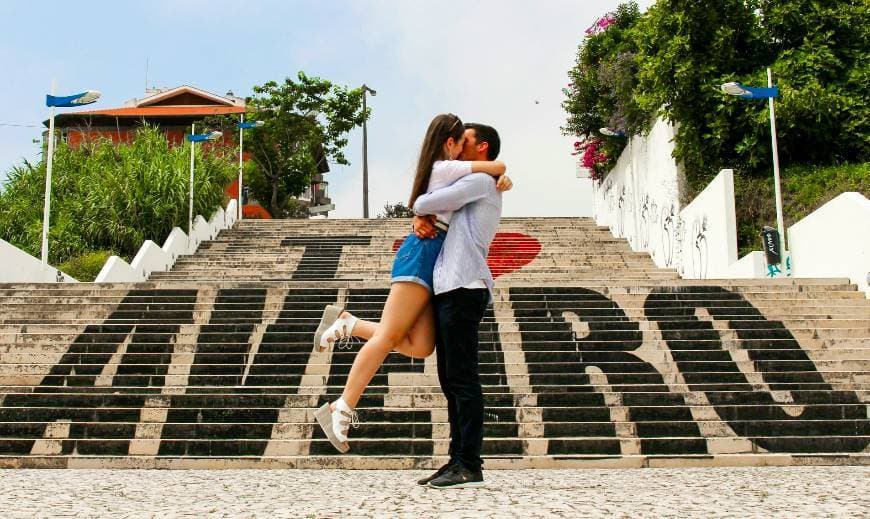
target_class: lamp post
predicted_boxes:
[361,84,376,218]
[236,116,264,220]
[187,125,223,234]
[42,81,101,269]
[721,68,786,271]
[599,127,626,138]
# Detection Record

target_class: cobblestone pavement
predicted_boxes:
[0,467,867,518]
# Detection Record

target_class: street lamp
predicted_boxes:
[42,80,101,270]
[599,127,626,138]
[721,67,786,272]
[236,116,264,220]
[187,124,223,234]
[361,84,376,218]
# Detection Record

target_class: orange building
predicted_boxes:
[48,85,333,218]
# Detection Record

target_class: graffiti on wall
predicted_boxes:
[597,176,717,279]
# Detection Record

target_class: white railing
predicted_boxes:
[788,192,870,295]
[0,199,237,284]
[96,199,237,282]
[0,238,77,283]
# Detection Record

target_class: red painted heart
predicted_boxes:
[391,232,541,279]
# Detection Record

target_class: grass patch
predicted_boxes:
[57,251,116,282]
[735,162,869,256]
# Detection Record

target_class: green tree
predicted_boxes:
[754,0,870,165]
[377,202,414,218]
[563,2,643,137]
[632,0,766,192]
[244,72,367,218]
[562,2,643,175]
[562,1,870,253]
[284,198,311,219]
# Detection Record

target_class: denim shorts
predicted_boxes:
[390,229,447,293]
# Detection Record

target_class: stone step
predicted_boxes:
[0,437,866,458]
[1,218,867,468]
[1,453,867,470]
[2,388,866,401]
[0,279,859,291]
[0,421,865,440]
[4,308,867,323]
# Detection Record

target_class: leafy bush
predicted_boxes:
[0,125,235,264]
[378,202,414,218]
[735,162,869,256]
[57,250,116,282]
[563,3,643,177]
[284,199,310,219]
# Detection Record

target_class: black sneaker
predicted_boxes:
[428,464,484,489]
[416,461,455,486]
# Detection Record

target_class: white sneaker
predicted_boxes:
[313,399,358,453]
[313,306,358,352]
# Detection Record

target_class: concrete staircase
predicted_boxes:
[0,218,867,469]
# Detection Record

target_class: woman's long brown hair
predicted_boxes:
[408,113,465,209]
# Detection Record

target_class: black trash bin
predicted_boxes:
[761,226,781,265]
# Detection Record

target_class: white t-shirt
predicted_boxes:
[426,160,473,224]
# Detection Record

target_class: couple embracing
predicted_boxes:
[312,113,512,489]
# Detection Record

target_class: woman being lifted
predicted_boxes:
[312,113,510,452]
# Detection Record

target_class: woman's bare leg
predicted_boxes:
[393,302,436,359]
[342,302,436,359]
[340,282,430,408]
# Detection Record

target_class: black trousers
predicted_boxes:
[434,287,489,471]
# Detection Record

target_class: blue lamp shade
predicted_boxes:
[46,90,101,108]
[599,127,626,137]
[188,131,223,143]
[721,82,779,100]
[238,121,265,130]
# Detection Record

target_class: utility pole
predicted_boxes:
[361,84,376,218]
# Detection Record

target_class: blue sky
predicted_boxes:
[0,0,652,218]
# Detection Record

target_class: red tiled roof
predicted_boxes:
[68,106,246,117]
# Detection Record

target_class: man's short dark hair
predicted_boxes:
[465,123,500,160]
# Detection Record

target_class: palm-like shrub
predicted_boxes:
[0,125,235,265]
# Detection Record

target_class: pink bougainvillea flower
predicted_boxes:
[579,138,607,169]
[585,13,616,36]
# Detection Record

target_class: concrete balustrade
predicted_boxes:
[94,200,238,283]
[0,201,237,284]
[789,192,870,296]
[0,239,76,283]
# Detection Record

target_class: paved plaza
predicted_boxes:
[0,466,867,518]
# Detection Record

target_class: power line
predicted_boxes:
[0,123,41,128]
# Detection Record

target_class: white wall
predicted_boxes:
[594,118,682,263]
[788,192,870,295]
[592,118,737,279]
[592,117,869,295]
[0,239,77,283]
[679,169,738,279]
